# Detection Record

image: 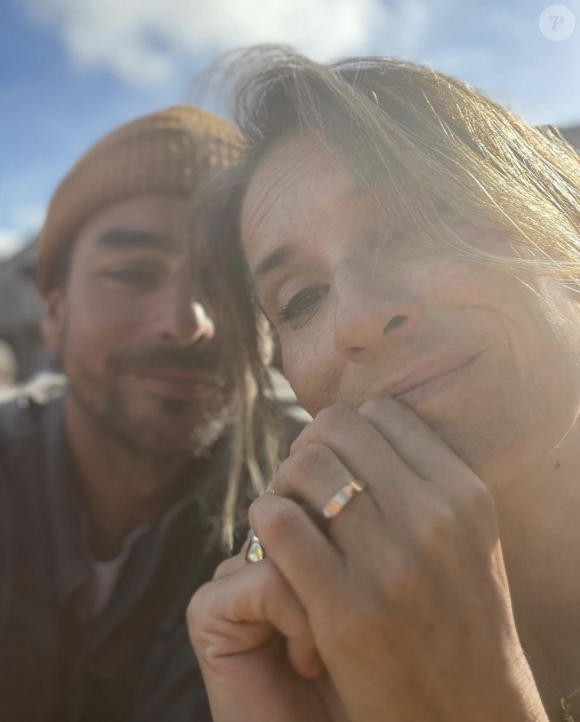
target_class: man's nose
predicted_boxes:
[333,280,423,362]
[153,278,215,346]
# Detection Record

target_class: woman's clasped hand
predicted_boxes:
[187,395,545,722]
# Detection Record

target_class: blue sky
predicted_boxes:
[1,0,579,256]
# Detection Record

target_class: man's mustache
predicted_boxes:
[110,342,223,375]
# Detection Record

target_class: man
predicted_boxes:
[0,105,306,721]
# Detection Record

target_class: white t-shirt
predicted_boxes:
[75,524,149,620]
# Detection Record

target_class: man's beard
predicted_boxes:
[61,329,232,461]
[70,375,232,460]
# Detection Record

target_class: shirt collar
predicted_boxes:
[42,394,91,603]
[42,393,231,605]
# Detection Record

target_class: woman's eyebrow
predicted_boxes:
[251,242,300,287]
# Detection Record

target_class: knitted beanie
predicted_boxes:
[37,104,242,297]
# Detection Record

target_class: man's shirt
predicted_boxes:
[0,373,308,721]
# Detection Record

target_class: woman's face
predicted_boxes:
[240,133,580,488]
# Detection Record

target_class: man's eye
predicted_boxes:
[278,286,329,324]
[102,267,162,288]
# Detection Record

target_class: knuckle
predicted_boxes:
[250,497,302,547]
[274,444,336,498]
[313,403,354,434]
[416,501,457,557]
[357,396,384,420]
[468,481,495,516]
[287,443,334,478]
[460,481,499,539]
[446,473,496,524]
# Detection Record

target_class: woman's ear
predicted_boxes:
[41,287,66,354]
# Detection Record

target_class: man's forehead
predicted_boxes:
[95,228,182,253]
[75,195,190,254]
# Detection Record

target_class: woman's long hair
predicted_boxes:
[191,45,580,548]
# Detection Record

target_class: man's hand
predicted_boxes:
[248,395,548,722]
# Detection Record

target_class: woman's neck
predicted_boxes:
[494,419,580,692]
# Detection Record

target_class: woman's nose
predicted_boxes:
[333,282,423,362]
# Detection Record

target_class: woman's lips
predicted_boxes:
[392,354,481,408]
[369,352,482,409]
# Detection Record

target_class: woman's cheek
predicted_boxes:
[282,328,338,417]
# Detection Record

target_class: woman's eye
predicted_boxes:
[278,286,329,324]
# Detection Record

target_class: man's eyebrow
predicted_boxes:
[96,228,178,252]
[252,242,300,286]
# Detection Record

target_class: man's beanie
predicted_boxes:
[37,105,242,297]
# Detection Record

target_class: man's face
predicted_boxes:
[45,194,230,459]
[241,134,580,490]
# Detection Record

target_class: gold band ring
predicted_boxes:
[322,479,367,520]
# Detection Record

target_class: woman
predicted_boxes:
[187,46,580,721]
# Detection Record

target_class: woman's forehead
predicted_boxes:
[240,134,368,260]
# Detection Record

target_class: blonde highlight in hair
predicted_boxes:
[188,169,282,552]
[204,45,580,281]
[192,46,580,548]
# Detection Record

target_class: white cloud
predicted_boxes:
[0,205,45,260]
[9,204,46,234]
[0,230,26,259]
[23,0,430,87]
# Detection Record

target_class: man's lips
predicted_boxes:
[128,367,223,401]
[369,352,482,407]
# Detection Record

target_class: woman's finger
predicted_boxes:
[212,548,249,580]
[288,403,425,518]
[248,493,345,621]
[189,557,322,679]
[271,441,388,552]
[291,403,412,487]
[358,394,486,498]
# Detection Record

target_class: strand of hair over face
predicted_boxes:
[202,45,580,282]
[192,45,580,549]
